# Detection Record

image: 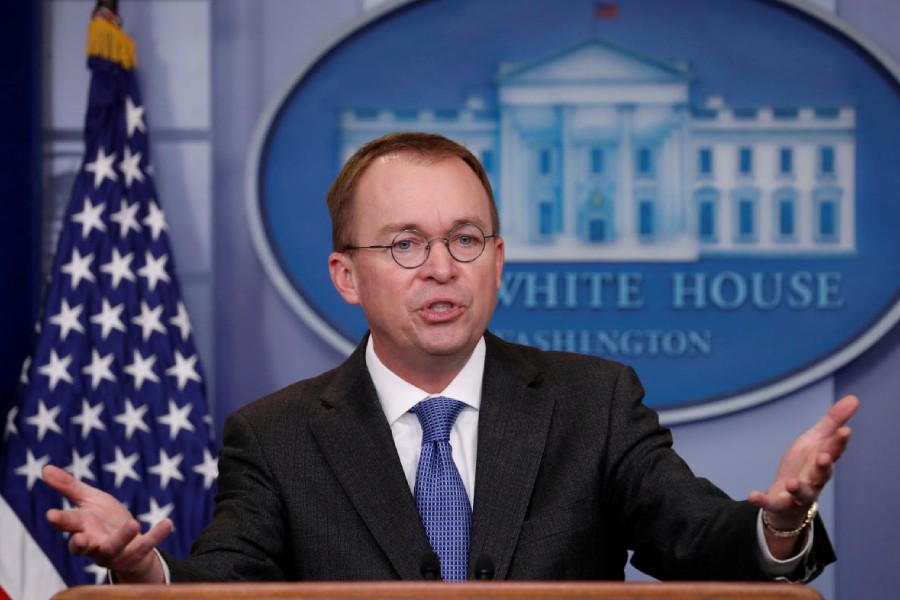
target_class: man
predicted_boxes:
[43,131,857,583]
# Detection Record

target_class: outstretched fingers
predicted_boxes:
[812,395,859,439]
[46,506,87,535]
[105,519,174,573]
[42,465,95,506]
[822,425,853,463]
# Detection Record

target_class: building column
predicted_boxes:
[561,105,577,241]
[499,108,520,240]
[616,104,636,243]
[675,104,690,237]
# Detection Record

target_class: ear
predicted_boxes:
[493,236,505,291]
[329,252,361,305]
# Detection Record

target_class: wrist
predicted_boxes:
[762,501,818,538]
[113,551,166,584]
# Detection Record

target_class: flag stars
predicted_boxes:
[142,200,168,241]
[138,498,174,530]
[138,251,171,292]
[157,398,195,440]
[48,299,85,341]
[110,199,141,238]
[4,405,19,440]
[125,96,146,138]
[123,350,160,391]
[71,399,106,439]
[19,356,31,385]
[37,349,75,391]
[25,399,63,441]
[83,145,118,188]
[148,449,184,490]
[70,197,107,239]
[169,301,193,341]
[203,413,215,440]
[113,399,151,439]
[90,298,126,340]
[65,449,96,482]
[60,248,96,289]
[193,448,218,490]
[81,349,117,390]
[119,146,144,188]
[165,351,202,391]
[85,563,108,585]
[132,301,167,341]
[100,247,136,289]
[102,447,141,488]
[14,450,50,490]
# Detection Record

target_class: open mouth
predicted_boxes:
[428,301,455,313]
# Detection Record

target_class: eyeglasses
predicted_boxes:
[346,222,498,269]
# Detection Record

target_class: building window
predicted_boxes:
[393,108,418,121]
[539,148,553,174]
[639,200,654,237]
[481,149,494,173]
[539,201,554,236]
[636,147,653,176]
[695,187,720,242]
[434,108,458,120]
[738,200,755,237]
[698,147,713,176]
[699,202,715,241]
[813,187,841,243]
[779,148,793,175]
[773,188,798,240]
[353,108,378,120]
[590,147,604,174]
[820,146,836,175]
[588,219,607,242]
[779,199,795,236]
[819,201,837,237]
[731,187,760,242]
[738,147,753,176]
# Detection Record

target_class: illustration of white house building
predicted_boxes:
[338,37,856,261]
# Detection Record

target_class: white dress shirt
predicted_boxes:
[366,336,484,506]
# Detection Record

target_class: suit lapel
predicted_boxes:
[470,333,555,579]
[308,340,431,579]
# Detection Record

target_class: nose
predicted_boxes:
[420,239,457,282]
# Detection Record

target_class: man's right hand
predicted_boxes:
[42,464,171,583]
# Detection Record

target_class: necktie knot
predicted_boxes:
[410,396,465,444]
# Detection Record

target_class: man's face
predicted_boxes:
[329,154,504,378]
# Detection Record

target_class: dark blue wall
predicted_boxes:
[0,2,41,416]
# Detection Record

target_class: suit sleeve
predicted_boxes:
[164,409,291,582]
[603,366,835,581]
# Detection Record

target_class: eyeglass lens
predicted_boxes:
[391,223,488,268]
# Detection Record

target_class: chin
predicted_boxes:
[420,332,475,358]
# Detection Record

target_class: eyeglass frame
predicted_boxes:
[344,222,499,269]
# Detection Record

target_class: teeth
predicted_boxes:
[429,302,453,312]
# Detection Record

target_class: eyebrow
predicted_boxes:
[376,218,490,237]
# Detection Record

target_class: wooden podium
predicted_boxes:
[52,581,823,599]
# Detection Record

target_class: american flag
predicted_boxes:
[594,3,619,20]
[0,14,216,598]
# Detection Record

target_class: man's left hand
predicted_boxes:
[748,394,858,556]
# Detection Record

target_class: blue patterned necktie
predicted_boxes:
[410,396,471,581]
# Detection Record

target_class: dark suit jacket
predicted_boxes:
[167,332,834,582]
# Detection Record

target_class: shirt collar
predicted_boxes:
[366,336,485,425]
